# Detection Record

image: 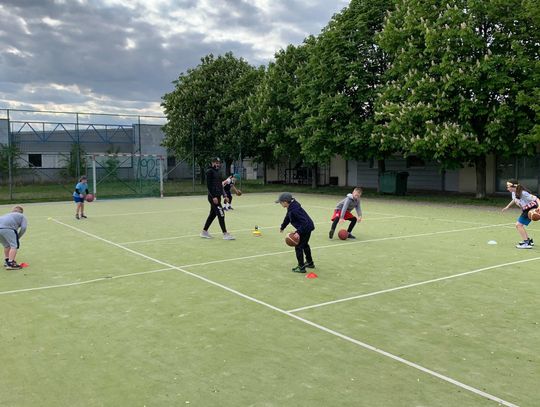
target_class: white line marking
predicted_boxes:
[0,267,174,295]
[178,222,514,268]
[118,215,407,245]
[287,256,540,313]
[39,218,520,406]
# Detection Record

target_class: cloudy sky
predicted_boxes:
[0,0,349,118]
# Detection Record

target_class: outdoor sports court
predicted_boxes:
[1,193,538,406]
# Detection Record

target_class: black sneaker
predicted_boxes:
[5,261,22,270]
[4,259,9,268]
[329,229,335,239]
[75,214,80,219]
[81,214,87,218]
[305,261,315,269]
[528,238,534,247]
[348,233,356,239]
[291,265,306,273]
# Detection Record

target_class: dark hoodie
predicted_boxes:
[280,199,315,235]
[206,166,224,198]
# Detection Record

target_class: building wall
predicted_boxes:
[330,155,347,186]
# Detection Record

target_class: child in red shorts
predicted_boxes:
[329,187,362,239]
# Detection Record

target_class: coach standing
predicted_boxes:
[200,157,235,240]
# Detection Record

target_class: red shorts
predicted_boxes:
[331,209,355,221]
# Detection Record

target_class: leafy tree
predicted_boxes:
[0,143,22,183]
[248,42,314,183]
[294,0,394,172]
[376,0,539,197]
[161,52,258,180]
[60,143,87,179]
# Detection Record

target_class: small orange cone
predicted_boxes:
[306,272,318,279]
[20,262,29,268]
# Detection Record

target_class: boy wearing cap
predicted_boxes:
[276,192,315,273]
[200,157,235,240]
[1,206,28,270]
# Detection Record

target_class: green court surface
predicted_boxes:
[1,193,538,407]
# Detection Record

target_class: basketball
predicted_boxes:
[528,208,540,221]
[338,229,349,240]
[285,232,300,247]
[236,190,242,196]
[85,193,95,202]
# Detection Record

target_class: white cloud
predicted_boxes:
[0,0,350,115]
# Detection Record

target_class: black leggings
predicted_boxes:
[203,195,227,233]
[295,231,313,267]
[331,216,357,233]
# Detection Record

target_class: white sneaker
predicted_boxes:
[200,230,213,239]
[223,232,236,240]
[516,242,532,249]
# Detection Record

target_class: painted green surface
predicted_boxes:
[0,193,537,406]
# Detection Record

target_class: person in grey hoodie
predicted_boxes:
[329,187,363,240]
[0,206,28,270]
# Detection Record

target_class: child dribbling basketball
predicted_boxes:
[502,180,540,249]
[276,192,315,273]
[329,187,363,239]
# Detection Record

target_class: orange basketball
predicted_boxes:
[338,229,349,240]
[285,232,300,247]
[85,193,94,202]
[528,208,540,221]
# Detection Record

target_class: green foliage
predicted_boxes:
[104,147,121,178]
[60,143,87,179]
[248,42,314,165]
[376,0,539,196]
[0,143,22,181]
[294,0,394,164]
[161,52,260,171]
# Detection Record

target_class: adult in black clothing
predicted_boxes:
[200,158,235,240]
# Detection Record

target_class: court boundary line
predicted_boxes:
[118,215,407,245]
[39,218,519,407]
[177,222,514,268]
[287,256,540,312]
[0,267,174,296]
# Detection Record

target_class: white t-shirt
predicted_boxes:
[512,191,538,210]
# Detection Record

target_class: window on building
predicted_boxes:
[167,156,176,167]
[406,155,425,168]
[28,154,42,168]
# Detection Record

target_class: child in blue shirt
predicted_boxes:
[73,176,89,219]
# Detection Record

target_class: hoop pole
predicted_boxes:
[92,155,97,200]
[159,156,164,198]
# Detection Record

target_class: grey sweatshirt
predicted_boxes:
[0,212,28,238]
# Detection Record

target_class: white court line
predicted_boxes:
[49,202,276,219]
[178,222,514,269]
[118,215,407,245]
[46,217,518,407]
[287,256,540,313]
[0,267,174,296]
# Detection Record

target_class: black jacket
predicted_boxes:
[280,200,315,235]
[206,166,224,198]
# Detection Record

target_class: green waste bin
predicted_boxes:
[379,171,409,195]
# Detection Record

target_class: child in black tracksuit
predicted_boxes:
[276,192,315,273]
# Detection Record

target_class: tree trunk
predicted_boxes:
[474,156,486,199]
[311,164,318,188]
[263,161,267,185]
[377,159,386,192]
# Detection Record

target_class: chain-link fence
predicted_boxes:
[0,108,266,202]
